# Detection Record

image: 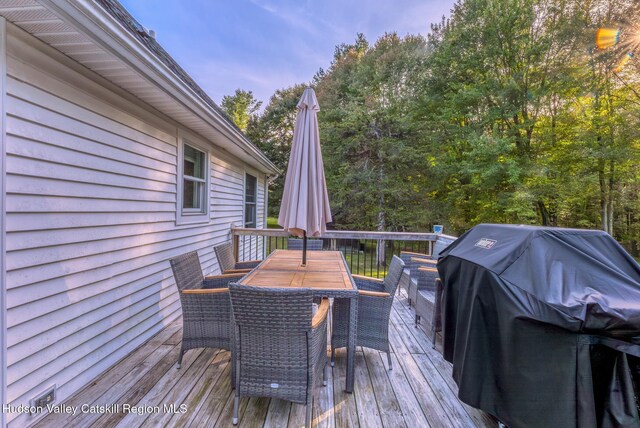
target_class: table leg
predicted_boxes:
[346,295,357,393]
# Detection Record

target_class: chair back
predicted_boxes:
[417,266,439,292]
[399,252,414,266]
[214,242,235,272]
[287,238,323,251]
[230,284,312,332]
[401,256,424,278]
[169,251,204,291]
[433,236,456,259]
[383,256,405,295]
[229,283,313,402]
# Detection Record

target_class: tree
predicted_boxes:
[315,33,433,234]
[246,84,307,215]
[220,89,262,131]
[250,0,640,255]
[417,0,595,232]
[418,0,640,249]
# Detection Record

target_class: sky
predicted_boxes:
[118,0,456,107]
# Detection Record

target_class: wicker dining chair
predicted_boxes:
[400,235,455,265]
[399,252,437,304]
[415,278,444,349]
[331,255,405,369]
[169,251,245,369]
[287,237,323,250]
[432,235,456,259]
[408,264,439,310]
[214,241,261,274]
[229,284,329,428]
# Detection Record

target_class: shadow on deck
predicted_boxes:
[35,293,497,428]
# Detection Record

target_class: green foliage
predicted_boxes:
[316,33,433,231]
[246,84,307,215]
[249,0,640,254]
[414,0,640,246]
[220,89,262,131]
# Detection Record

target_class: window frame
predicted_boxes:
[176,131,211,225]
[244,172,258,228]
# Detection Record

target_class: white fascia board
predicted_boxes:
[38,0,279,175]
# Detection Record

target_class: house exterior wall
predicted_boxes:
[1,16,8,428]
[3,24,266,427]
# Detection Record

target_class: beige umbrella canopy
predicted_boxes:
[278,87,332,265]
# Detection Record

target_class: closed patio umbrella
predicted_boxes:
[278,87,332,266]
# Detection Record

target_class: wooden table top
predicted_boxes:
[240,250,355,291]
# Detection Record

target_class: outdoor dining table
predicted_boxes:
[239,249,358,393]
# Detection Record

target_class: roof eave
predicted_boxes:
[39,0,279,175]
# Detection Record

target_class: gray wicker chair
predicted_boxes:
[399,251,436,304]
[169,251,245,369]
[432,235,455,259]
[400,235,455,264]
[415,278,444,349]
[287,237,323,250]
[229,284,328,428]
[331,255,405,369]
[214,242,261,274]
[409,264,438,310]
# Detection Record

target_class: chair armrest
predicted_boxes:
[235,260,261,269]
[401,251,431,258]
[418,266,438,273]
[182,288,229,295]
[223,268,252,274]
[311,298,330,329]
[353,275,385,292]
[203,273,245,289]
[411,257,437,265]
[352,274,383,283]
[205,273,246,280]
[358,290,390,298]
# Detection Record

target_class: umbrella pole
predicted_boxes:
[302,231,307,267]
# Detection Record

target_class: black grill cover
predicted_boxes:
[438,224,640,428]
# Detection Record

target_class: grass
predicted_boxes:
[267,217,279,229]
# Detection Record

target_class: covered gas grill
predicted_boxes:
[438,224,640,428]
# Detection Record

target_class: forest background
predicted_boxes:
[220,0,640,256]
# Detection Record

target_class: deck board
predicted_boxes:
[363,348,406,428]
[264,399,291,428]
[352,352,383,427]
[331,349,359,428]
[35,293,497,428]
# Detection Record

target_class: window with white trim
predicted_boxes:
[244,173,257,228]
[177,137,210,225]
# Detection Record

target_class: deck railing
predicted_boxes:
[231,227,456,278]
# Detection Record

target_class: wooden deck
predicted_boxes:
[35,293,497,428]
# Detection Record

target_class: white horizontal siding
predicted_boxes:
[4,27,267,427]
[235,168,266,262]
[257,174,266,228]
[1,16,7,428]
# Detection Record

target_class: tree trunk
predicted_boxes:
[537,200,551,226]
[376,200,386,268]
[376,162,386,268]
[608,160,615,234]
[599,157,608,233]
